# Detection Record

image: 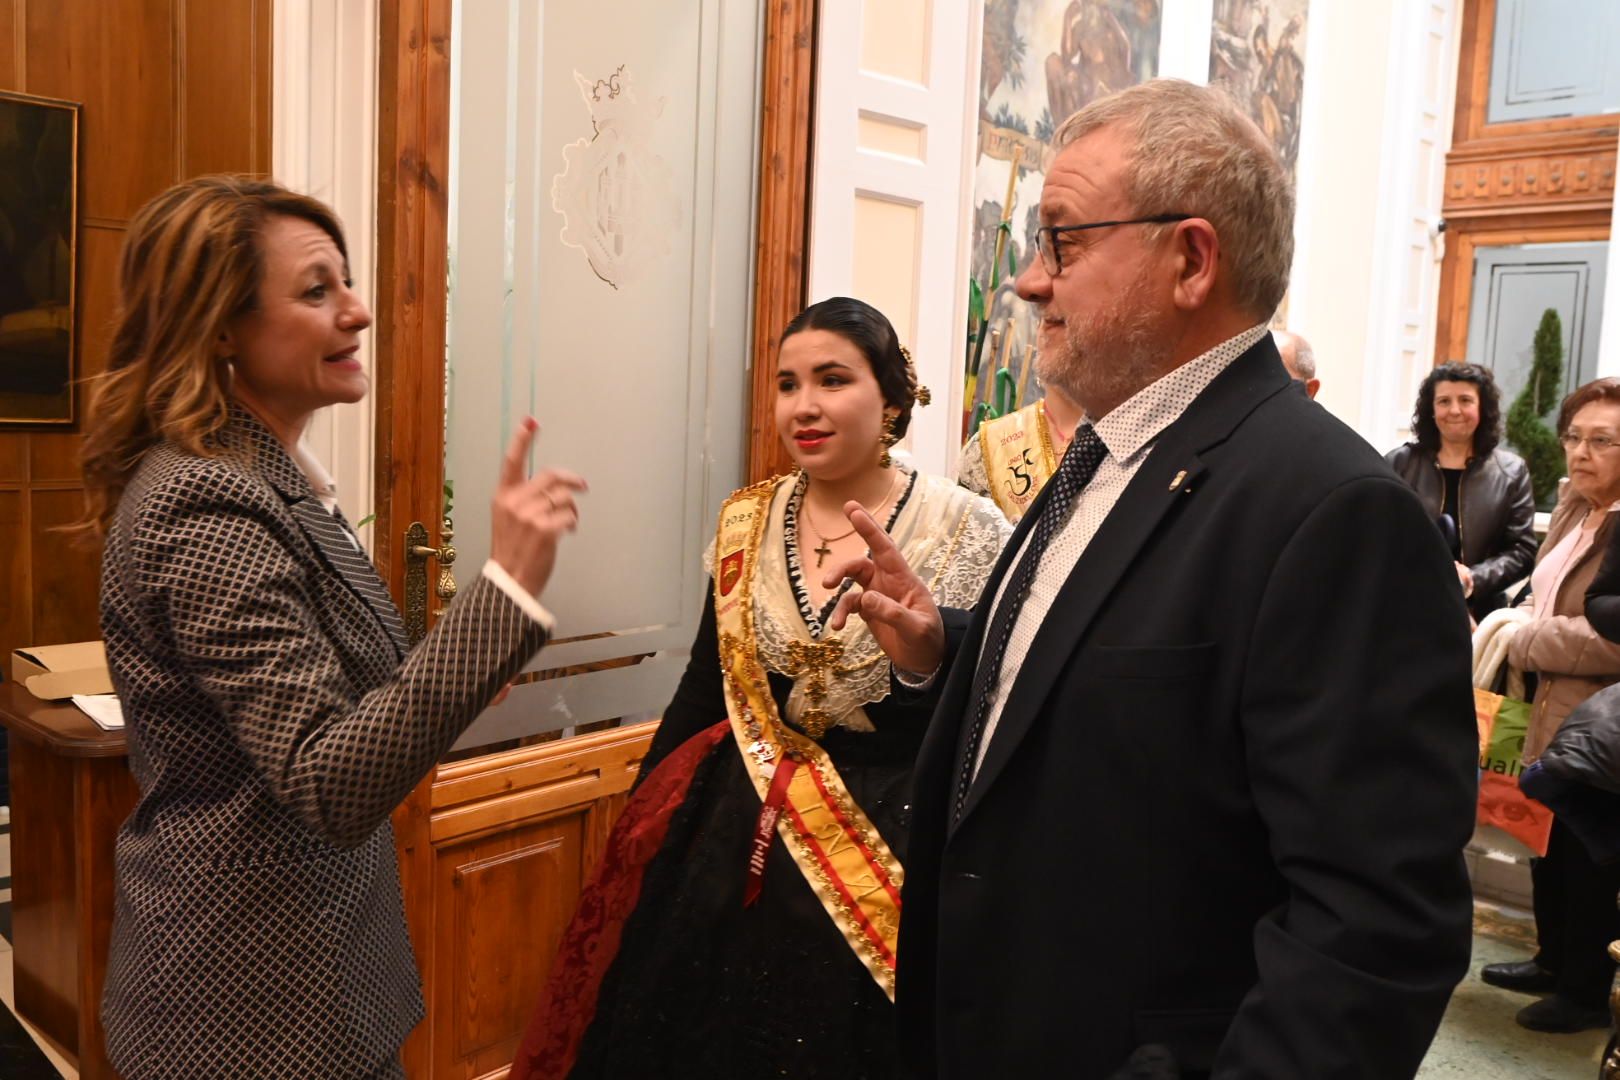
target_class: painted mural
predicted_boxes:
[967,0,1162,438]
[965,0,1310,437]
[1208,0,1308,174]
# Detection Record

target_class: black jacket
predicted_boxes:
[1523,682,1620,865]
[898,337,1478,1079]
[1587,521,1620,642]
[1384,443,1537,617]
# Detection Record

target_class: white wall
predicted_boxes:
[805,0,982,475]
[273,1,380,547]
[1287,0,1460,450]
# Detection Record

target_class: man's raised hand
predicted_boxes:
[823,502,945,675]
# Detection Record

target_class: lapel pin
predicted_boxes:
[1168,470,1187,491]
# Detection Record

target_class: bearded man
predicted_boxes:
[827,80,1476,1079]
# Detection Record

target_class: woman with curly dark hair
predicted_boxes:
[1386,362,1537,620]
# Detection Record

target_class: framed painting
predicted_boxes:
[0,90,80,426]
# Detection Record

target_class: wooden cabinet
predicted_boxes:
[0,681,138,1080]
[396,724,653,1079]
[1,674,652,1080]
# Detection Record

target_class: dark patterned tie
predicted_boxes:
[954,424,1108,821]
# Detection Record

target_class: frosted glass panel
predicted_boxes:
[444,0,760,747]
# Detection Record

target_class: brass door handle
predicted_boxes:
[404,516,459,642]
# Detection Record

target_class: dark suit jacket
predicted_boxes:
[99,408,548,1079]
[1587,518,1620,643]
[897,338,1478,1079]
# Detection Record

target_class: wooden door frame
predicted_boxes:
[1434,213,1613,363]
[374,3,817,1074]
[1436,0,1617,367]
[1452,0,1620,150]
[376,4,452,1075]
[747,0,818,483]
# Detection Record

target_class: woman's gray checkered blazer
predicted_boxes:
[97,408,548,1079]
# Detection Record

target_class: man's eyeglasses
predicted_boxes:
[1033,214,1193,275]
[1559,432,1620,454]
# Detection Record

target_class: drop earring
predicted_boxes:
[878,413,898,468]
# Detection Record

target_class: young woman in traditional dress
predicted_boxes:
[511,297,1010,1079]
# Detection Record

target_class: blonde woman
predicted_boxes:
[83,176,582,1079]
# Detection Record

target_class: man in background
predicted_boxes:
[1275,328,1319,398]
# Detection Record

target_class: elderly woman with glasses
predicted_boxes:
[1481,377,1620,1034]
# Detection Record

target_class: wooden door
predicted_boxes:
[374,3,814,1076]
[1464,240,1608,397]
[1436,0,1618,367]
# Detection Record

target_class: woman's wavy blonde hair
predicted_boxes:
[78,175,347,537]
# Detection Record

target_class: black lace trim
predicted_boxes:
[784,468,919,638]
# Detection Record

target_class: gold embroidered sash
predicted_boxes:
[978,400,1064,521]
[712,477,904,999]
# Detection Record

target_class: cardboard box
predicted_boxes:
[11,641,113,700]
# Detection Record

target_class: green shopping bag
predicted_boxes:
[1476,688,1554,855]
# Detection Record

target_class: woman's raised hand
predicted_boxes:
[490,418,587,597]
[823,502,945,675]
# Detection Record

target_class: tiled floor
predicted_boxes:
[1419,901,1608,1078]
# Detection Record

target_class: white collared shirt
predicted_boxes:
[969,323,1270,777]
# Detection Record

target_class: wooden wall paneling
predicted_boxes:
[10,738,80,1056]
[74,757,140,1080]
[25,0,175,222]
[29,488,100,647]
[0,0,18,86]
[1444,137,1618,218]
[69,225,121,383]
[30,224,124,485]
[178,0,271,176]
[0,435,23,481]
[3,0,270,664]
[748,0,817,483]
[0,490,28,668]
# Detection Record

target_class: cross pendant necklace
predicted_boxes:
[802,469,902,568]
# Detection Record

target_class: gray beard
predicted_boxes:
[1038,290,1169,418]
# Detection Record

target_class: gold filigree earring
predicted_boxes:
[878,413,899,468]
